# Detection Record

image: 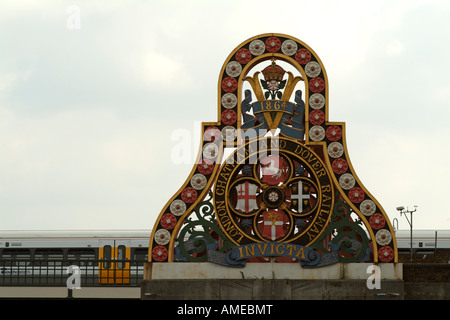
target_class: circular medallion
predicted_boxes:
[235,48,252,65]
[221,126,237,142]
[154,229,171,245]
[222,77,238,92]
[339,173,355,190]
[221,109,237,125]
[376,229,392,246]
[181,187,197,204]
[332,158,348,175]
[152,245,168,262]
[369,213,386,230]
[309,93,325,109]
[204,126,221,142]
[309,77,325,93]
[295,48,311,65]
[326,126,342,141]
[170,199,186,216]
[191,173,207,190]
[197,159,214,175]
[281,40,298,56]
[160,213,177,230]
[221,93,237,109]
[265,36,281,53]
[203,142,219,160]
[309,125,325,141]
[327,142,344,158]
[262,186,285,208]
[360,199,376,216]
[213,137,334,246]
[310,110,325,126]
[348,187,365,203]
[249,40,265,56]
[305,61,321,77]
[226,61,242,77]
[378,246,394,262]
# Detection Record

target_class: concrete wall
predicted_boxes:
[146,262,402,281]
[142,262,450,300]
[403,263,450,282]
[142,262,404,300]
[403,282,450,300]
[141,279,404,300]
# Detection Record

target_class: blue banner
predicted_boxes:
[241,90,305,140]
[207,242,340,269]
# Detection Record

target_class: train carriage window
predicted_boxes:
[102,245,112,269]
[117,245,126,269]
[68,248,96,266]
[34,249,64,266]
[131,248,148,266]
[1,249,31,266]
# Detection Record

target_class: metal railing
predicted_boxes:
[0,258,145,287]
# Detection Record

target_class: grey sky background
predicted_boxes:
[1,0,449,231]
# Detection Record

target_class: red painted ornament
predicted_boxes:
[265,37,281,53]
[369,213,386,230]
[332,158,348,175]
[152,245,168,262]
[222,77,238,93]
[309,77,325,93]
[378,246,394,262]
[160,213,177,230]
[326,125,342,141]
[235,48,252,64]
[181,187,198,204]
[310,110,325,125]
[295,48,311,65]
[221,109,237,125]
[204,126,221,142]
[348,187,365,203]
[198,159,214,175]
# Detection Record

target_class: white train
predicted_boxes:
[0,229,151,287]
[395,229,450,251]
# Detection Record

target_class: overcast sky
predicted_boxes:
[1,0,449,232]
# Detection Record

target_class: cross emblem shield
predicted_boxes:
[262,210,287,241]
[235,181,258,213]
[290,180,310,213]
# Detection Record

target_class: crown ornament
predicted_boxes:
[261,59,286,99]
[262,59,286,82]
[244,58,303,101]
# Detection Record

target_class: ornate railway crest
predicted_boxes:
[149,34,397,267]
[214,137,334,247]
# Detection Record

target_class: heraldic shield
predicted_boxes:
[149,34,398,267]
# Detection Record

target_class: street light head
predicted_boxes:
[396,206,405,211]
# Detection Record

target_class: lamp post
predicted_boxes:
[396,206,417,262]
[392,218,399,231]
